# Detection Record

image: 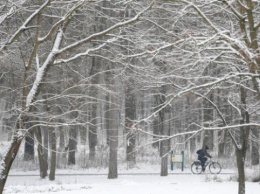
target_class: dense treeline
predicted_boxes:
[0,1,260,194]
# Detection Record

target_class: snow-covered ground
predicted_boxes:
[4,166,260,194]
[2,141,260,194]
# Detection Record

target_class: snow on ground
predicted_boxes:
[4,165,260,194]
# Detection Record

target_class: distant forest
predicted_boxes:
[1,1,260,194]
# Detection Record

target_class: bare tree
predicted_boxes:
[0,1,154,192]
[67,127,78,165]
[2,1,260,194]
[34,126,48,178]
[49,128,56,180]
[125,79,137,168]
[108,74,119,179]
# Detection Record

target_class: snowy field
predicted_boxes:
[2,142,260,194]
[4,167,260,194]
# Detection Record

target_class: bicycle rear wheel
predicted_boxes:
[209,162,221,174]
[191,162,203,174]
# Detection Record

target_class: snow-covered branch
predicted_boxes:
[0,6,15,25]
[220,0,244,20]
[138,122,260,141]
[38,0,85,43]
[56,1,154,56]
[136,72,259,126]
[0,0,51,51]
[54,39,114,64]
[26,28,63,109]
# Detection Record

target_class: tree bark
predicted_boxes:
[24,127,35,161]
[42,126,49,170]
[125,81,136,168]
[108,114,118,178]
[34,126,47,178]
[49,128,56,181]
[0,137,22,194]
[153,79,170,176]
[89,107,97,161]
[152,117,159,148]
[58,125,66,168]
[160,109,170,176]
[251,128,259,166]
[108,77,118,179]
[67,128,77,165]
[88,57,100,161]
[0,117,25,194]
[236,148,246,194]
[21,115,34,161]
[236,86,250,194]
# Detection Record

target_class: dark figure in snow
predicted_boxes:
[196,145,212,171]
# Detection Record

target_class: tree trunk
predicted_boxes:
[235,86,250,194]
[34,126,47,178]
[42,126,49,170]
[152,95,160,149]
[105,93,110,146]
[152,117,159,148]
[88,57,99,161]
[0,115,36,193]
[49,129,56,181]
[68,128,77,165]
[89,107,97,161]
[108,123,118,179]
[160,138,169,176]
[202,96,214,148]
[125,81,136,168]
[160,110,170,176]
[236,148,246,194]
[126,129,136,168]
[24,128,35,161]
[58,125,66,168]
[160,154,168,176]
[154,81,170,176]
[0,135,23,194]
[251,128,259,166]
[236,126,250,194]
[108,78,118,179]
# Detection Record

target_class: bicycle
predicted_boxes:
[191,158,221,174]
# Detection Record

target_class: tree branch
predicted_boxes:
[56,1,155,56]
[26,28,63,109]
[0,0,51,51]
[38,0,85,43]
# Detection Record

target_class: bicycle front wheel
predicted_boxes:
[191,162,203,174]
[209,162,221,174]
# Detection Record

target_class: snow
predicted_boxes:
[26,28,63,109]
[1,142,259,194]
[4,166,260,194]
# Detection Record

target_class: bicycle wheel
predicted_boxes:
[209,162,221,174]
[191,161,203,174]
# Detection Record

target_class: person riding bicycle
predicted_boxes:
[196,145,212,172]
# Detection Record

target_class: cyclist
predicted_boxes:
[196,145,212,172]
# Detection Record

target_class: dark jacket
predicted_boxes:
[196,148,211,159]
